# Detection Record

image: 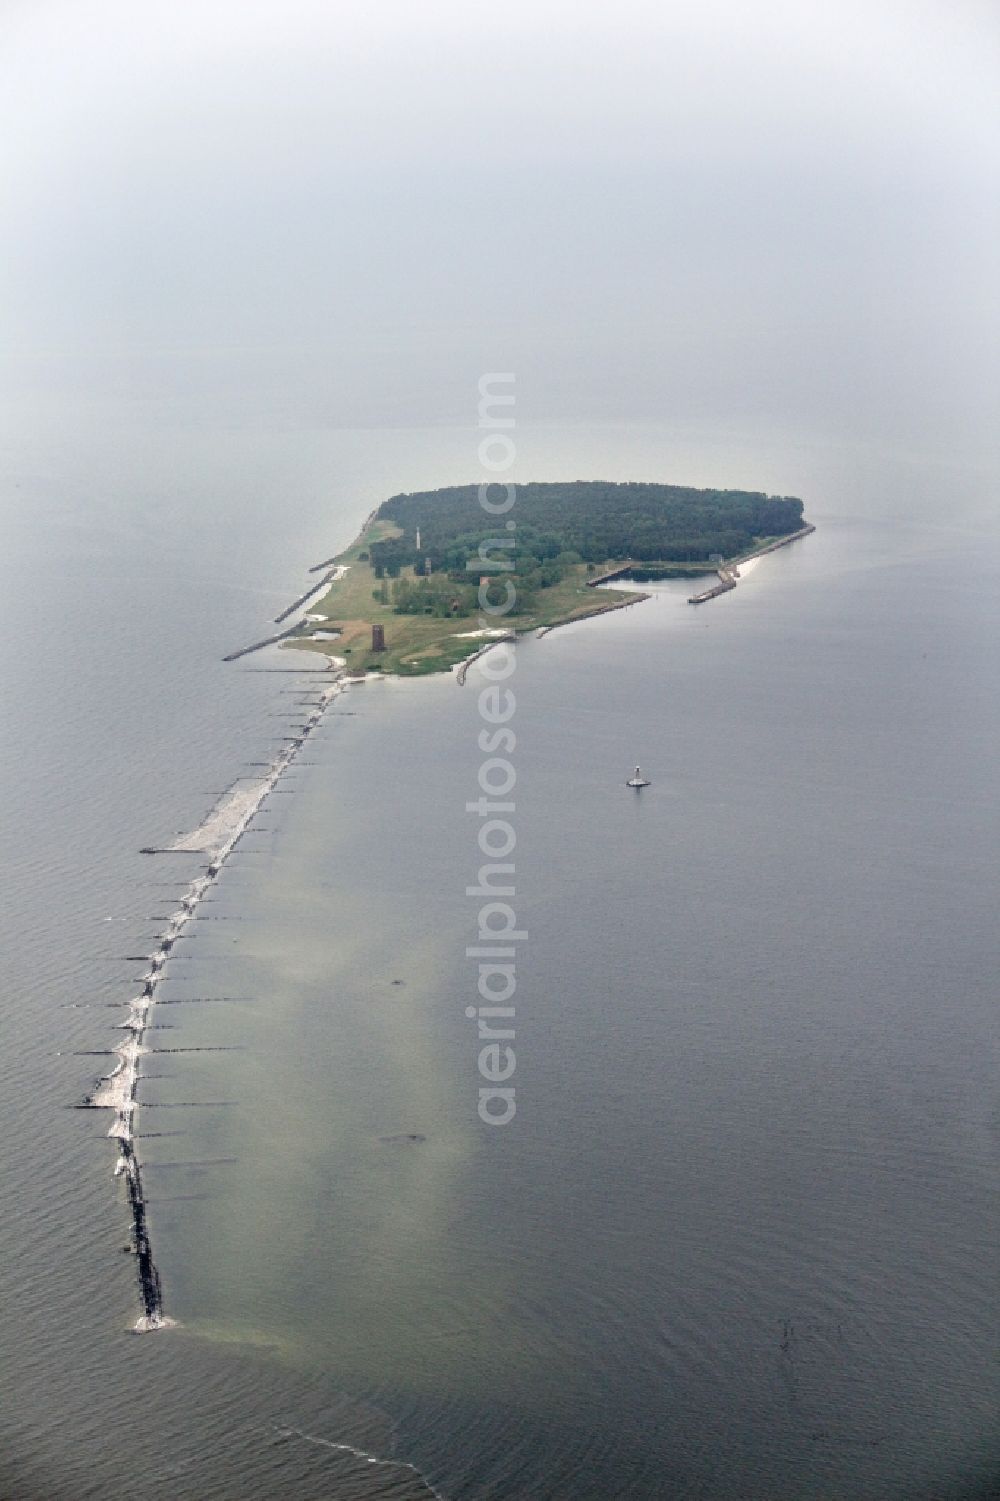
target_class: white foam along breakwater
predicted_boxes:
[84,662,348,1330]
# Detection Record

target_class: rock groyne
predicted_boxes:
[83,663,348,1329]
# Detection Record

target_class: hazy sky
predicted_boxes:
[2,0,997,435]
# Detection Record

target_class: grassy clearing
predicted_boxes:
[283,521,644,676]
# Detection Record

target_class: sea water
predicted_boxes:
[1,401,997,1498]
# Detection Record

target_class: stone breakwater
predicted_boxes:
[273,564,348,625]
[688,524,816,604]
[455,633,516,686]
[82,665,348,1330]
[223,565,350,657]
[534,591,651,638]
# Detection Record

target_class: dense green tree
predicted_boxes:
[370,482,804,575]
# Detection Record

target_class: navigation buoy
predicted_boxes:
[626,765,651,788]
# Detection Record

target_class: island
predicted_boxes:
[281,481,813,676]
[113,480,813,1331]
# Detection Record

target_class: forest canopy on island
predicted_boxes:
[369,481,805,581]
